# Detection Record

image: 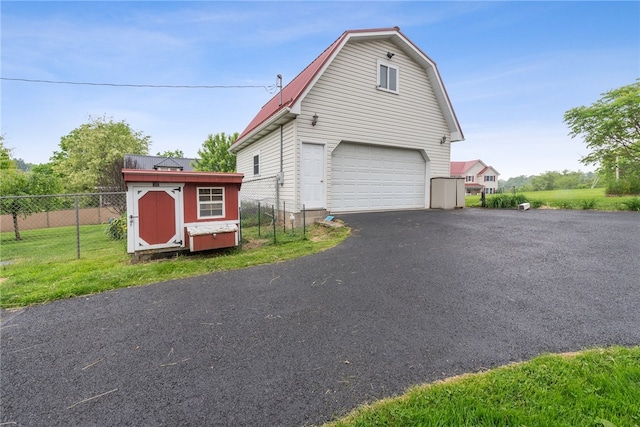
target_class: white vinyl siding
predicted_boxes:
[236,121,296,208]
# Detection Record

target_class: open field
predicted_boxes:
[467,187,640,210]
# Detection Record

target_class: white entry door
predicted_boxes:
[301,143,325,209]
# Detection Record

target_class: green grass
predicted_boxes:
[467,188,640,211]
[0,223,350,308]
[325,346,640,427]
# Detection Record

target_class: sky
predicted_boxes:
[1,1,638,179]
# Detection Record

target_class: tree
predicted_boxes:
[51,115,151,193]
[192,132,237,172]
[0,136,14,170]
[0,144,61,240]
[0,170,29,240]
[564,80,640,194]
[156,149,185,158]
[27,164,63,195]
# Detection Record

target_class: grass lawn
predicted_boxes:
[467,188,640,210]
[325,346,640,427]
[0,223,350,308]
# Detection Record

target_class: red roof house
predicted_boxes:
[450,160,500,194]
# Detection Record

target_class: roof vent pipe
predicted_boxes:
[277,74,283,106]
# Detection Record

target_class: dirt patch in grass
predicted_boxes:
[242,238,269,250]
[308,222,346,242]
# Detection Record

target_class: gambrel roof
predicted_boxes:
[230,27,464,153]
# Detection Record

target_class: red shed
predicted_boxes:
[123,169,243,255]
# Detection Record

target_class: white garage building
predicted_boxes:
[230,27,464,217]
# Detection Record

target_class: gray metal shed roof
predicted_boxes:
[124,154,197,171]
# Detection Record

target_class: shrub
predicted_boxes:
[529,199,545,209]
[620,197,640,212]
[105,214,127,240]
[606,177,640,195]
[485,194,528,209]
[579,199,597,210]
[554,201,574,209]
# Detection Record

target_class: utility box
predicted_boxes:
[123,169,243,255]
[430,177,465,209]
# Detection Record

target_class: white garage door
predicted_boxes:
[331,143,426,212]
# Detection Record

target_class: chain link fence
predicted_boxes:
[239,176,307,242]
[1,192,126,259]
[2,179,312,263]
[239,175,279,227]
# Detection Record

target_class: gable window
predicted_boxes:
[253,154,260,175]
[484,175,495,182]
[198,187,225,219]
[377,60,399,93]
[466,176,474,182]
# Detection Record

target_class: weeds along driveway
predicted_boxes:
[1,209,639,426]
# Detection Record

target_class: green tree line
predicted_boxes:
[499,170,600,192]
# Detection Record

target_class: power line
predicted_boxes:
[1,77,276,91]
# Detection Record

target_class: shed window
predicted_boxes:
[253,154,260,175]
[378,60,399,93]
[198,187,225,218]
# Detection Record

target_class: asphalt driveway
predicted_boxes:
[2,209,639,426]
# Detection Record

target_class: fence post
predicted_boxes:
[258,201,261,237]
[238,205,242,245]
[75,195,81,259]
[303,204,306,236]
[283,201,286,233]
[272,204,276,244]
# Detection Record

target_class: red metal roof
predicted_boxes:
[233,30,351,145]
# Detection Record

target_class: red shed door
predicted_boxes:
[131,186,183,251]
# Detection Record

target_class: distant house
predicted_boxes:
[229,27,463,216]
[450,160,500,195]
[124,154,196,172]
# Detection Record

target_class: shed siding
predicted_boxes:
[297,39,451,209]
